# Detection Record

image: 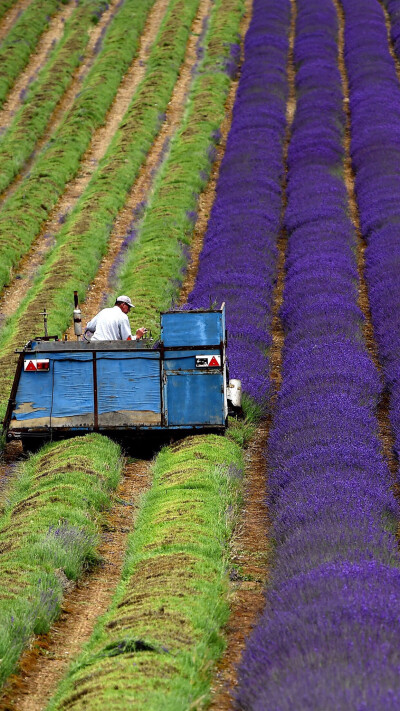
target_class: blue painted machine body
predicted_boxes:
[5,307,228,442]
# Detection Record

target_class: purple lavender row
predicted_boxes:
[187,0,291,409]
[381,0,400,56]
[341,0,400,461]
[236,0,400,706]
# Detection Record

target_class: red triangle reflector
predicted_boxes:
[209,356,220,367]
[25,360,37,371]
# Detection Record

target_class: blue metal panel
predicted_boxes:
[96,352,161,416]
[161,310,223,347]
[164,349,221,371]
[12,369,53,422]
[45,352,93,361]
[51,355,94,419]
[164,371,224,425]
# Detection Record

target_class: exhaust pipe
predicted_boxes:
[73,291,82,338]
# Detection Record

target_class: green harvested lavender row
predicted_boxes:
[0,0,109,193]
[0,0,63,106]
[0,435,122,689]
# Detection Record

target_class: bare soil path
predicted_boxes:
[0,457,152,711]
[0,2,75,132]
[0,0,32,44]
[208,424,270,709]
[0,0,170,323]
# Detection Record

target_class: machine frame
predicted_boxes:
[4,305,241,449]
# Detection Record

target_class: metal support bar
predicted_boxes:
[93,352,98,430]
[2,352,24,430]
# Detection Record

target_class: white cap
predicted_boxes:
[116,295,134,308]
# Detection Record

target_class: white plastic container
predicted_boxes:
[228,379,242,407]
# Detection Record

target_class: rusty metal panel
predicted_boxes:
[98,410,161,427]
[10,366,53,425]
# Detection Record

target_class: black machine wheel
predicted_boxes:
[21,436,48,454]
[228,403,244,419]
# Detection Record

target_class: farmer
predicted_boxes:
[84,295,147,341]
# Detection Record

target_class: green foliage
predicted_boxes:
[46,435,244,710]
[0,0,19,23]
[118,0,245,338]
[0,0,157,291]
[0,0,62,107]
[226,397,260,447]
[0,0,108,193]
[0,434,122,689]
[0,0,201,416]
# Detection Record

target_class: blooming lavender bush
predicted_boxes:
[383,0,400,56]
[341,0,400,462]
[236,0,400,706]
[187,0,291,409]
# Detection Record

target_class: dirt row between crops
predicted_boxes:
[0,0,32,43]
[65,0,216,336]
[0,0,170,322]
[0,1,75,132]
[334,0,398,484]
[0,457,152,711]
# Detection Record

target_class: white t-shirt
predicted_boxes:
[86,306,133,341]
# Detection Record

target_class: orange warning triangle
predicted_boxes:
[209,356,219,367]
[25,360,36,371]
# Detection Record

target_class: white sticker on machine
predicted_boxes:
[24,359,50,372]
[195,355,221,368]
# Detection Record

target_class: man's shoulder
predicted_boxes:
[117,309,130,322]
[99,306,119,317]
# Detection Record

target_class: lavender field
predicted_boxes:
[1,0,400,707]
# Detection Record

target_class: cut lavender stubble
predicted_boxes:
[236,0,400,706]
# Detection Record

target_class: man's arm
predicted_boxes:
[84,313,98,340]
[86,313,98,332]
[119,314,133,340]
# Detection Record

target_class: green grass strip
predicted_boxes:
[0,0,109,193]
[0,0,19,23]
[117,0,244,338]
[0,0,201,418]
[0,0,242,421]
[46,435,244,711]
[0,0,63,107]
[0,0,158,291]
[0,434,122,689]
